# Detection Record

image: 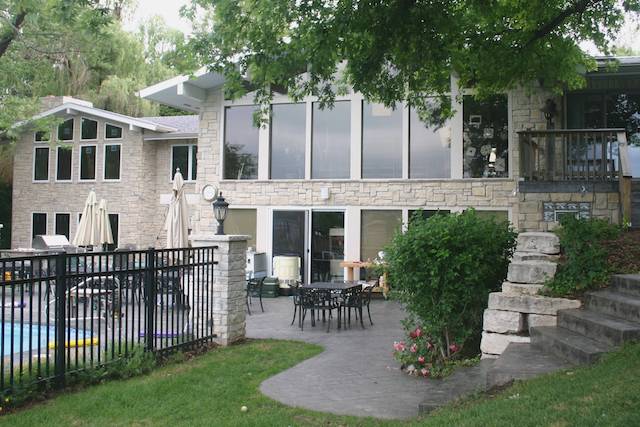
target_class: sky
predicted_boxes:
[124,2,640,56]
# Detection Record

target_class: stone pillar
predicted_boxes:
[190,234,248,346]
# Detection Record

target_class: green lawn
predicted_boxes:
[1,340,639,426]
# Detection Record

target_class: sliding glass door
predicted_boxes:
[310,211,345,283]
[272,210,307,281]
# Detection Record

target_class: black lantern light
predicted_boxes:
[213,192,229,235]
[541,99,557,129]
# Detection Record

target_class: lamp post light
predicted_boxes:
[213,193,229,235]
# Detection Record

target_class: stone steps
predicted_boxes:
[558,308,640,346]
[585,290,640,323]
[610,274,640,298]
[530,326,612,364]
[507,260,557,284]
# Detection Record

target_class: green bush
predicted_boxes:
[545,216,620,297]
[385,209,516,372]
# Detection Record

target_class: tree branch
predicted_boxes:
[523,0,597,49]
[0,10,28,59]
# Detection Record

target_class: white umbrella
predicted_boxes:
[165,169,190,249]
[96,198,114,249]
[73,189,98,247]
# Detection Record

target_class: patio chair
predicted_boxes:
[289,281,302,326]
[339,285,364,329]
[246,276,265,315]
[300,288,341,332]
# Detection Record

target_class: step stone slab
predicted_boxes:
[502,282,544,296]
[512,252,561,263]
[526,313,557,328]
[483,309,524,334]
[481,331,530,356]
[488,292,581,315]
[516,232,560,255]
[507,260,557,284]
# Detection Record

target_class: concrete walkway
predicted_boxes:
[246,297,491,419]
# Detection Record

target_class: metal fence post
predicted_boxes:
[54,252,66,388]
[145,247,156,352]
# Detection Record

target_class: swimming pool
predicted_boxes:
[2,323,88,356]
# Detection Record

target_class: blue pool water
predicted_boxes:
[2,323,88,356]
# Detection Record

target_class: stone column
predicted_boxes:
[190,234,248,346]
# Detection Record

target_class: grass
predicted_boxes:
[1,340,640,426]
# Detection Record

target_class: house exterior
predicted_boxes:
[10,96,199,250]
[137,58,640,283]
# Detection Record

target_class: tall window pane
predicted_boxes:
[360,210,402,263]
[34,147,49,181]
[409,101,451,178]
[224,106,259,179]
[58,119,74,141]
[190,145,197,180]
[80,146,96,180]
[32,213,47,240]
[362,102,403,178]
[55,213,70,240]
[108,214,119,251]
[270,103,305,179]
[104,144,121,180]
[56,146,72,181]
[463,95,509,178]
[225,209,257,248]
[81,118,98,140]
[312,101,351,179]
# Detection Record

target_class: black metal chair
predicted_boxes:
[340,285,364,329]
[290,281,303,326]
[246,276,265,315]
[300,288,340,332]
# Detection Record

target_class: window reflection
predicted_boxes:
[409,99,451,178]
[224,106,260,179]
[271,103,306,179]
[362,102,403,178]
[312,101,351,179]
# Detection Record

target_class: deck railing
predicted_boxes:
[0,246,218,394]
[519,129,628,182]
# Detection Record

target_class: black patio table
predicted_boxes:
[300,282,362,330]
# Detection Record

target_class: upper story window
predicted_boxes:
[463,95,509,178]
[312,101,351,179]
[57,118,74,141]
[32,213,47,240]
[270,103,306,179]
[56,146,72,181]
[105,123,123,139]
[33,147,49,181]
[104,144,122,180]
[409,101,451,179]
[55,213,70,240]
[224,106,259,180]
[171,145,197,181]
[81,118,98,140]
[80,145,96,180]
[34,130,50,142]
[362,102,403,178]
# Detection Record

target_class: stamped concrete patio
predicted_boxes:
[246,296,492,420]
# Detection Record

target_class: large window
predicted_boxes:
[270,103,306,179]
[34,130,50,142]
[225,209,257,248]
[32,213,47,240]
[58,119,74,141]
[108,214,119,251]
[463,95,509,178]
[81,118,98,140]
[33,147,49,181]
[55,213,70,240]
[171,145,197,181]
[80,145,96,180]
[409,102,451,178]
[408,209,451,223]
[105,123,123,139]
[104,144,122,180]
[362,102,403,178]
[224,106,259,179]
[56,146,72,181]
[312,101,351,179]
[360,209,402,263]
[472,209,509,223]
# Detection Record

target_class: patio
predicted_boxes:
[246,297,492,419]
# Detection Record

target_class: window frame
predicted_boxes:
[170,144,197,182]
[103,143,122,181]
[78,144,98,182]
[54,212,71,240]
[104,122,124,140]
[34,130,51,143]
[221,104,261,181]
[33,146,50,183]
[31,212,47,241]
[55,145,73,182]
[80,116,99,141]
[57,118,75,141]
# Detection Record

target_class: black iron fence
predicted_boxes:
[0,246,218,394]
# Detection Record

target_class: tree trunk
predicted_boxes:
[0,10,28,59]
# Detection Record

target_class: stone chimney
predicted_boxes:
[39,96,93,113]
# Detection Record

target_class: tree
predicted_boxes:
[184,0,640,120]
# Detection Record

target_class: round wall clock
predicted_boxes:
[202,184,218,202]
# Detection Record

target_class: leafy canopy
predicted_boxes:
[185,0,639,119]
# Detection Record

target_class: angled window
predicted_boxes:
[270,103,306,179]
[55,213,70,240]
[362,102,403,178]
[312,101,351,179]
[33,147,49,181]
[105,123,123,139]
[224,106,259,179]
[104,144,121,180]
[34,130,50,142]
[409,100,451,179]
[81,118,98,140]
[80,145,96,180]
[56,146,72,181]
[171,145,197,181]
[57,118,74,141]
[32,213,47,240]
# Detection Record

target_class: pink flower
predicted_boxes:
[410,344,418,353]
[418,356,425,364]
[414,328,422,338]
[421,368,430,377]
[393,341,406,352]
[426,342,433,351]
[449,343,459,353]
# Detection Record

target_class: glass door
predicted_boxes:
[272,210,307,282]
[310,211,345,283]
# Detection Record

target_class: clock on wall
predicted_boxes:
[202,184,218,202]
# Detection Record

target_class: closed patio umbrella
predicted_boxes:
[73,189,98,247]
[165,169,190,249]
[96,198,114,250]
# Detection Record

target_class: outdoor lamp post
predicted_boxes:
[213,193,229,235]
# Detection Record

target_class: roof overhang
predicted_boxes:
[138,67,227,112]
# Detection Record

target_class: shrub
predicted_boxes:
[544,216,620,297]
[385,209,516,374]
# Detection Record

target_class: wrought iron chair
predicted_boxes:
[300,288,341,332]
[246,276,265,315]
[339,285,364,329]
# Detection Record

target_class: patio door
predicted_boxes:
[272,210,308,282]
